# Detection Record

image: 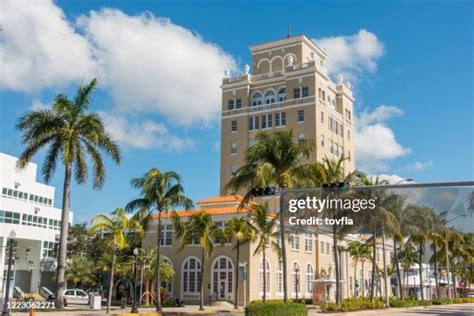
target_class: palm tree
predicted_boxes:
[347,241,371,298]
[173,211,222,311]
[15,78,121,307]
[247,203,278,302]
[357,175,391,302]
[224,129,318,302]
[398,243,418,298]
[319,156,356,304]
[437,228,463,299]
[65,256,97,288]
[224,217,256,308]
[90,208,142,313]
[405,206,434,300]
[126,168,192,311]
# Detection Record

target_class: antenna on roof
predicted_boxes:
[287,24,291,38]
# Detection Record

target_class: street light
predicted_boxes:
[2,231,16,316]
[395,178,414,185]
[131,247,139,314]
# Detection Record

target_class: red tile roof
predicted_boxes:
[196,194,245,205]
[151,206,253,219]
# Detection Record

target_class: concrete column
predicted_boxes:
[0,236,7,295]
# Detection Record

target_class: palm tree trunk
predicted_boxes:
[55,162,72,309]
[156,214,162,311]
[445,240,452,299]
[451,262,456,299]
[332,226,340,304]
[279,192,288,302]
[263,247,267,302]
[234,241,240,309]
[381,228,389,307]
[393,240,403,299]
[419,241,424,300]
[370,232,376,301]
[354,261,357,298]
[433,242,440,299]
[145,280,150,306]
[107,244,116,313]
[199,249,205,311]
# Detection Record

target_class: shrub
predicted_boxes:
[320,298,385,312]
[245,300,308,316]
[390,298,432,307]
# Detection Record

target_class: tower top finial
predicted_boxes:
[287,24,291,38]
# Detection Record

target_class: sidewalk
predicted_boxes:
[12,305,244,316]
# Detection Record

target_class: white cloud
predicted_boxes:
[28,99,50,111]
[406,161,433,171]
[313,29,384,81]
[0,0,96,91]
[355,105,411,172]
[372,174,413,185]
[101,113,195,152]
[76,9,237,126]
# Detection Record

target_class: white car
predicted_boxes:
[63,289,89,306]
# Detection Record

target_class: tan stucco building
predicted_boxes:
[141,36,392,306]
[220,35,355,192]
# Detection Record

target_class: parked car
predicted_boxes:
[468,292,474,298]
[47,289,90,306]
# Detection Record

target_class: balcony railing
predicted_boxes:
[222,96,315,117]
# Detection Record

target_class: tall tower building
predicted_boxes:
[220,35,355,192]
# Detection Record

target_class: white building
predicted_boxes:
[0,152,72,297]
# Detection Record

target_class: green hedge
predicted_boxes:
[245,300,308,316]
[432,297,474,305]
[321,298,385,312]
[390,298,432,308]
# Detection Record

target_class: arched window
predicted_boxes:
[277,88,286,102]
[182,257,201,293]
[259,258,271,297]
[161,257,173,295]
[292,262,301,295]
[306,263,314,294]
[211,256,234,300]
[276,261,283,295]
[264,90,276,104]
[252,92,263,107]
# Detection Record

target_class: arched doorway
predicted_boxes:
[211,256,234,301]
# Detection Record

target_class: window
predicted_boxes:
[304,233,313,253]
[292,262,301,295]
[214,222,226,244]
[264,90,276,104]
[183,257,201,293]
[293,88,300,99]
[291,232,300,250]
[235,99,242,109]
[321,112,324,123]
[297,133,304,143]
[306,263,314,293]
[329,117,333,131]
[321,135,325,147]
[275,112,286,127]
[298,110,304,122]
[230,143,237,154]
[252,92,263,106]
[277,88,286,102]
[228,100,235,110]
[326,242,330,255]
[212,256,233,298]
[320,241,324,254]
[318,88,322,98]
[348,151,351,161]
[302,87,309,97]
[347,130,350,140]
[0,211,20,224]
[322,91,326,100]
[340,125,344,138]
[276,261,283,294]
[262,114,272,129]
[231,120,237,132]
[42,241,57,258]
[160,224,173,246]
[349,276,353,292]
[231,165,237,176]
[2,188,6,195]
[335,121,338,135]
[249,116,259,131]
[259,259,271,297]
[330,140,334,155]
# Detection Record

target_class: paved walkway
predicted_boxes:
[309,303,474,316]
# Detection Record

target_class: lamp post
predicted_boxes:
[395,178,414,185]
[131,247,139,313]
[2,231,16,316]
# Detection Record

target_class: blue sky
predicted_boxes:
[1,0,473,223]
